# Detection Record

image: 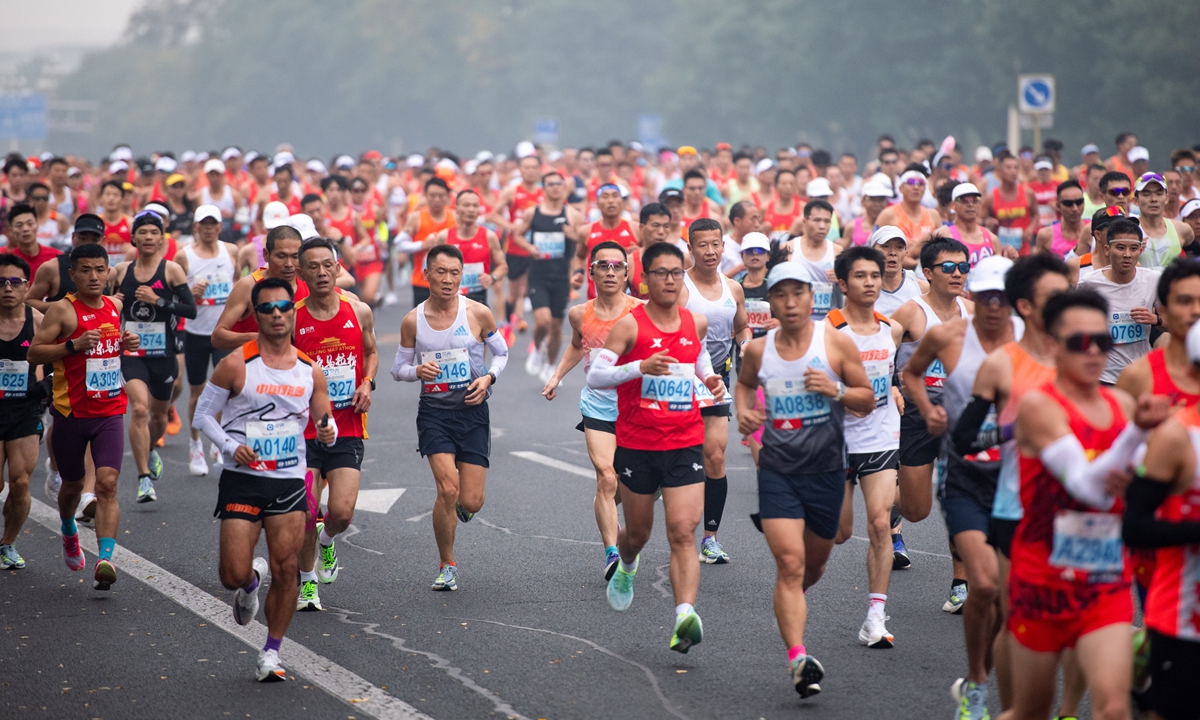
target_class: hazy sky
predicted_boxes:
[4,0,142,53]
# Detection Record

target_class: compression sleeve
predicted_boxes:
[587,348,643,389]
[694,346,716,381]
[1122,473,1200,548]
[163,282,197,319]
[194,383,241,458]
[394,231,424,253]
[1039,424,1149,510]
[391,345,418,382]
[485,330,508,377]
[952,396,1002,456]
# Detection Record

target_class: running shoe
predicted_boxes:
[316,525,339,584]
[606,554,637,611]
[455,502,473,523]
[0,544,26,569]
[699,536,730,564]
[79,492,97,522]
[603,549,620,581]
[858,613,894,649]
[669,610,703,653]
[44,458,61,499]
[943,582,968,614]
[1132,626,1151,696]
[62,533,85,571]
[431,563,458,591]
[516,317,528,333]
[538,364,555,386]
[93,558,117,591]
[296,579,323,611]
[156,436,165,448]
[256,649,287,682]
[524,344,543,376]
[148,450,164,481]
[951,678,989,720]
[137,476,157,503]
[790,654,825,698]
[189,439,209,476]
[383,291,398,307]
[211,445,224,467]
[166,405,182,435]
[234,557,268,625]
[499,322,515,347]
[891,533,911,570]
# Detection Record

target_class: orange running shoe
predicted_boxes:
[166,405,182,436]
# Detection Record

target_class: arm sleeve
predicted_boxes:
[485,330,508,377]
[586,348,643,389]
[1039,424,1149,510]
[194,383,241,458]
[394,231,424,253]
[391,345,418,382]
[164,283,197,319]
[1123,473,1200,548]
[951,396,1002,456]
[694,346,715,381]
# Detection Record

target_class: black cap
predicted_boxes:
[1091,206,1125,233]
[73,213,105,236]
[658,187,684,203]
[137,158,154,175]
[131,210,165,234]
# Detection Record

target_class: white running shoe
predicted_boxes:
[538,364,555,385]
[189,439,209,476]
[858,613,895,649]
[524,348,544,376]
[77,492,97,523]
[44,459,62,499]
[255,649,286,682]
[383,291,398,307]
[233,557,268,626]
[211,444,224,467]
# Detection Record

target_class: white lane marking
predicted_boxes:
[405,510,434,522]
[509,451,594,479]
[319,487,406,515]
[849,534,952,559]
[474,517,603,546]
[340,523,385,556]
[451,618,692,720]
[24,497,431,720]
[652,563,672,598]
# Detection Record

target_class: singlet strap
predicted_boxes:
[242,340,260,361]
[873,311,890,326]
[826,308,848,328]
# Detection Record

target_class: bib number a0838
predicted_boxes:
[766,377,831,429]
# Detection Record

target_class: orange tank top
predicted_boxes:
[894,205,937,242]
[411,208,456,288]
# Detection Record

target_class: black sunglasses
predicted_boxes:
[936,261,970,275]
[254,299,294,314]
[1107,187,1131,197]
[1059,198,1085,207]
[1061,332,1114,354]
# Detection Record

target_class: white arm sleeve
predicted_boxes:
[1039,423,1149,510]
[195,383,242,458]
[391,345,418,382]
[485,330,508,377]
[586,348,643,389]
[694,346,715,381]
[394,231,424,253]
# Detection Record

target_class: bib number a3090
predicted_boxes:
[85,357,122,398]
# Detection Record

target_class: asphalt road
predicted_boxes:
[1,294,1092,720]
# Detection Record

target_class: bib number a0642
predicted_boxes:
[640,363,694,412]
[1050,510,1124,579]
[422,348,470,393]
[246,420,301,471]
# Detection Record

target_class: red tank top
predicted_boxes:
[294,296,367,439]
[948,225,996,267]
[763,196,803,233]
[327,207,357,243]
[615,305,705,450]
[411,208,456,288]
[505,185,544,257]
[447,226,491,295]
[681,203,711,242]
[1012,382,1130,590]
[1145,404,1200,640]
[585,220,638,299]
[992,184,1032,229]
[231,268,311,334]
[1029,180,1060,227]
[1148,348,1200,410]
[270,190,303,216]
[51,294,127,418]
[103,216,131,258]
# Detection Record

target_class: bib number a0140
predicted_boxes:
[0,359,29,397]
[640,363,694,412]
[322,362,357,410]
[766,377,831,429]
[421,348,470,393]
[1050,510,1124,578]
[246,420,301,471]
[1108,312,1146,345]
[85,357,122,397]
[127,321,167,357]
[811,282,833,319]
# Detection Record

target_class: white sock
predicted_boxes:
[190,437,202,448]
[675,602,694,618]
[319,528,335,546]
[619,557,637,573]
[300,570,318,583]
[868,593,887,618]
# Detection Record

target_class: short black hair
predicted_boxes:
[2,155,26,175]
[455,188,478,202]
[265,224,302,253]
[688,217,722,243]
[803,199,833,218]
[834,245,885,282]
[47,157,69,169]
[1156,258,1200,306]
[1106,217,1143,242]
[589,240,628,263]
[100,180,124,196]
[426,243,463,267]
[69,242,109,267]
[879,147,899,161]
[682,169,707,185]
[1004,254,1069,319]
[299,237,339,263]
[300,193,323,209]
[1043,288,1108,337]
[1100,171,1131,193]
[5,202,34,225]
[775,168,796,181]
[639,202,670,224]
[728,200,755,223]
[1116,132,1136,147]
[0,253,30,279]
[1056,179,1082,197]
[937,180,959,207]
[320,175,348,192]
[810,149,832,168]
[251,277,294,307]
[642,242,684,270]
[919,236,969,270]
[274,164,294,179]
[424,177,450,193]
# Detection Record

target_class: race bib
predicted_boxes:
[766,377,831,429]
[0,359,29,397]
[461,262,485,295]
[997,226,1024,251]
[85,357,122,397]
[864,360,891,409]
[126,321,167,357]
[1108,312,1147,345]
[200,272,232,306]
[322,362,357,410]
[421,348,470,393]
[246,419,301,471]
[746,300,771,331]
[925,358,947,388]
[532,231,566,259]
[640,363,693,412]
[1050,510,1124,577]
[694,376,731,407]
[811,282,833,319]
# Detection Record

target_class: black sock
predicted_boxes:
[890,505,901,529]
[703,476,728,532]
[505,301,514,319]
[951,578,967,590]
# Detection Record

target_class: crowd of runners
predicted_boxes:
[2,132,1200,719]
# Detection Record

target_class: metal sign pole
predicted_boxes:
[1032,113,1042,155]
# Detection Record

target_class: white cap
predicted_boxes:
[1034,158,1054,171]
[436,157,458,172]
[38,151,54,162]
[463,160,479,176]
[1135,172,1167,192]
[1127,146,1150,163]
[406,153,425,168]
[755,158,775,175]
[869,225,907,246]
[273,151,295,167]
[108,160,129,174]
[547,150,563,163]
[203,158,225,174]
[110,146,133,162]
[194,204,222,224]
[898,169,927,185]
[142,202,170,220]
[154,156,177,173]
[1182,198,1200,219]
[766,261,818,290]
[515,141,537,159]
[262,201,290,229]
[474,150,494,163]
[306,159,328,174]
[243,150,260,164]
[952,183,982,201]
[221,147,241,161]
[334,155,355,169]
[197,151,210,162]
[861,179,894,198]
[1187,319,1200,364]
[740,232,770,252]
[974,146,993,163]
[967,255,1013,293]
[180,150,197,163]
[1081,143,1100,156]
[287,213,320,241]
[67,166,81,177]
[805,178,833,198]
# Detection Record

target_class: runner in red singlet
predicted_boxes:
[488,156,544,332]
[575,184,639,299]
[982,151,1039,256]
[2,202,61,278]
[762,169,804,234]
[98,181,133,265]
[680,170,726,242]
[1028,158,1060,229]
[264,165,302,216]
[628,203,675,300]
[429,189,506,308]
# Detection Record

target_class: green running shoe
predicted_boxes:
[148,449,164,481]
[136,475,157,503]
[296,579,323,611]
[455,502,473,523]
[669,610,703,653]
[699,536,730,564]
[431,563,458,591]
[606,554,638,611]
[0,544,25,569]
[951,678,990,720]
[315,523,339,584]
[93,558,117,591]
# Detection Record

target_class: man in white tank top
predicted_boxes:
[828,246,905,649]
[871,226,925,317]
[202,158,243,230]
[678,218,749,564]
[786,200,842,320]
[193,277,337,683]
[176,205,237,475]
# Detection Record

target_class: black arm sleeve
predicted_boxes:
[164,282,197,319]
[951,395,1001,456]
[1123,474,1200,548]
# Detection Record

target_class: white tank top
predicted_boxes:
[1079,267,1160,384]
[683,272,736,374]
[201,184,235,216]
[832,312,900,453]
[37,215,61,246]
[795,240,836,320]
[55,186,74,221]
[895,296,969,401]
[222,342,313,480]
[875,272,921,317]
[414,296,488,409]
[184,243,236,335]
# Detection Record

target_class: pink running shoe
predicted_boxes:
[62,533,85,571]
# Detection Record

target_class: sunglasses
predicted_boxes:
[1061,331,1114,354]
[646,268,685,280]
[904,178,926,187]
[1107,187,1131,197]
[742,247,768,255]
[938,163,955,171]
[1059,198,1085,207]
[29,195,49,201]
[936,261,970,275]
[973,290,1007,307]
[590,260,627,273]
[0,277,28,287]
[254,299,295,314]
[1176,165,1196,173]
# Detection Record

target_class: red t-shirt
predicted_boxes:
[3,243,62,279]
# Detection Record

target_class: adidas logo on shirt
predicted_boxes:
[453,326,470,337]
[724,299,735,308]
[343,320,354,329]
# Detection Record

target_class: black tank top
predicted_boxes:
[119,259,176,356]
[0,306,39,408]
[48,257,74,303]
[527,206,573,279]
